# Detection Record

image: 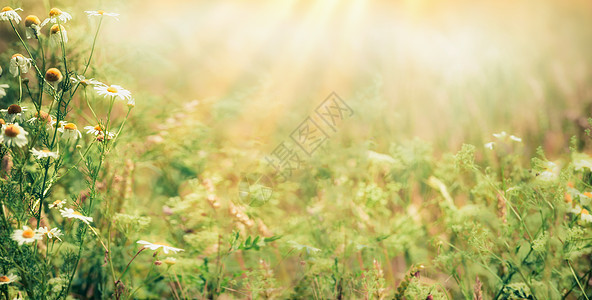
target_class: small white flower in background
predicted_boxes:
[0,6,23,23]
[573,152,592,172]
[0,274,18,285]
[0,104,27,122]
[11,226,42,245]
[127,98,135,108]
[85,10,119,20]
[49,199,66,209]
[49,24,68,46]
[0,123,28,148]
[40,8,72,27]
[536,161,559,182]
[30,148,59,159]
[492,131,522,143]
[581,208,592,223]
[38,226,63,241]
[84,124,115,138]
[60,208,93,225]
[484,142,495,150]
[57,122,82,143]
[71,75,104,87]
[137,240,184,254]
[9,54,32,77]
[24,15,41,39]
[0,84,8,99]
[568,205,582,215]
[95,84,132,101]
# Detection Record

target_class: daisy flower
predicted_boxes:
[137,240,184,254]
[0,274,18,285]
[38,226,63,241]
[85,10,119,20]
[582,209,592,223]
[57,122,82,143]
[536,161,559,182]
[127,98,135,108]
[9,54,32,77]
[0,7,22,24]
[45,68,63,85]
[49,24,68,46]
[0,123,28,148]
[48,199,66,209]
[40,8,72,27]
[24,15,41,39]
[1,104,27,122]
[71,75,104,87]
[484,142,494,150]
[95,84,132,101]
[163,257,177,265]
[27,110,53,125]
[0,84,8,99]
[60,208,93,224]
[30,148,59,159]
[84,124,115,138]
[11,226,43,245]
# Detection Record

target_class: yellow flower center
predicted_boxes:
[42,150,52,153]
[97,10,105,15]
[50,24,63,34]
[72,211,82,216]
[582,209,590,216]
[1,7,13,12]
[7,104,22,114]
[49,8,62,17]
[22,228,35,239]
[25,15,41,27]
[94,125,104,131]
[12,53,24,60]
[155,242,170,247]
[107,86,118,93]
[565,193,572,203]
[45,68,63,82]
[0,119,5,125]
[584,192,592,198]
[4,125,20,137]
[64,123,77,130]
[0,276,9,282]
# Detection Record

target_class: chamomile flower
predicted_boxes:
[57,122,81,143]
[137,240,184,254]
[127,98,135,108]
[0,274,18,285]
[0,7,22,23]
[9,54,32,77]
[30,148,59,159]
[11,226,42,245]
[60,208,93,225]
[163,257,177,265]
[24,15,41,39]
[1,104,27,122]
[536,161,559,182]
[484,142,495,150]
[49,24,68,46]
[0,84,8,99]
[45,68,63,85]
[40,8,72,27]
[84,124,115,138]
[27,110,53,125]
[0,123,28,148]
[48,199,66,209]
[71,75,103,87]
[95,84,132,101]
[85,10,119,20]
[581,209,592,223]
[38,226,63,241]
